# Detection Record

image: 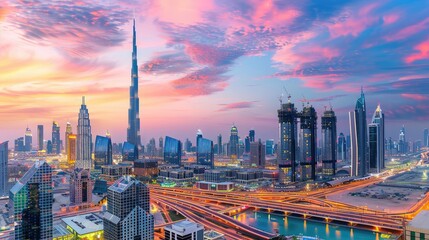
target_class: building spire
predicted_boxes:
[82,96,85,105]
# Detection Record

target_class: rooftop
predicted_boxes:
[62,213,104,235]
[407,210,429,230]
[165,220,203,235]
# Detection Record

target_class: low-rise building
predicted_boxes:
[164,220,204,240]
[62,213,104,240]
[99,164,132,182]
[196,181,234,191]
[134,159,158,178]
[405,210,429,240]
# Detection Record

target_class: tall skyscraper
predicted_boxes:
[299,105,317,181]
[158,137,164,157]
[70,168,93,205]
[37,125,43,151]
[349,88,368,177]
[369,104,385,173]
[265,139,274,155]
[337,133,346,161]
[249,129,255,142]
[67,134,77,167]
[24,127,32,152]
[197,138,214,168]
[185,138,192,152]
[321,108,337,176]
[217,134,222,155]
[76,97,92,169]
[10,161,53,240]
[122,142,138,161]
[94,135,113,169]
[0,141,8,196]
[52,121,61,154]
[164,136,182,165]
[14,137,24,152]
[278,98,298,183]
[228,125,239,157]
[196,129,203,148]
[424,129,429,147]
[65,122,72,158]
[398,125,407,153]
[103,176,154,240]
[127,19,142,149]
[46,140,53,154]
[244,136,251,153]
[250,139,265,168]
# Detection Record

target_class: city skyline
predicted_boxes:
[1,1,429,143]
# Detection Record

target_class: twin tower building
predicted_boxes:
[277,89,385,184]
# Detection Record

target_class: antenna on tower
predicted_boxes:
[278,93,283,106]
[283,87,291,103]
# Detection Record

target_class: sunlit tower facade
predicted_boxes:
[299,105,317,181]
[369,104,385,173]
[127,19,142,150]
[76,96,92,170]
[65,122,72,158]
[278,98,298,183]
[67,134,77,167]
[321,108,337,176]
[349,88,368,177]
[52,121,61,154]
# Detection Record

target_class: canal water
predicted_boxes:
[234,211,390,240]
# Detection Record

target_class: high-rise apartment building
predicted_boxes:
[250,139,265,168]
[217,134,222,155]
[127,19,142,150]
[337,133,346,161]
[369,104,385,173]
[37,125,43,151]
[321,108,337,176]
[424,128,429,147]
[103,176,154,240]
[14,137,24,152]
[249,129,255,142]
[0,141,8,196]
[52,121,61,154]
[349,88,368,177]
[299,105,317,181]
[10,161,53,240]
[76,97,92,170]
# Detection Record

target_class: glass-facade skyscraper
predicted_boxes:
[52,121,60,154]
[0,141,8,196]
[127,19,142,149]
[10,161,53,240]
[197,137,214,168]
[76,96,92,170]
[369,104,385,173]
[65,122,72,159]
[424,128,429,147]
[228,125,239,157]
[278,99,298,183]
[103,176,154,240]
[94,135,113,169]
[217,134,222,155]
[299,105,317,181]
[321,108,337,176]
[349,88,368,177]
[337,133,346,161]
[122,141,138,161]
[164,136,182,165]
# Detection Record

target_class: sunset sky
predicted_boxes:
[1,0,429,146]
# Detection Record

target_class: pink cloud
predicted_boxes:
[385,17,429,41]
[404,40,429,63]
[217,101,256,112]
[273,45,339,70]
[383,14,400,25]
[401,93,429,101]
